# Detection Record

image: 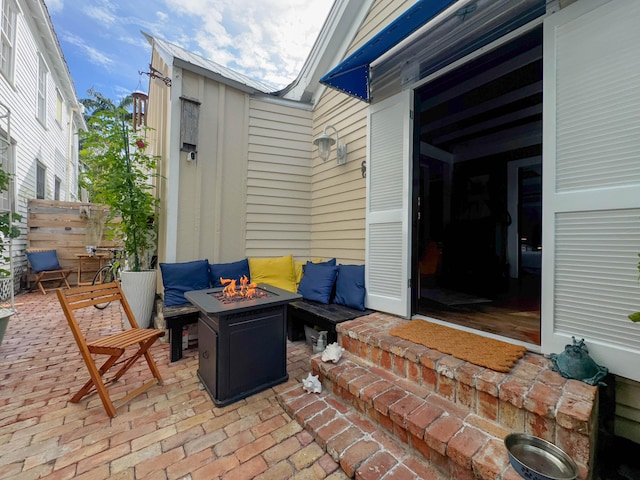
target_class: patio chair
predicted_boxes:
[56,281,165,417]
[25,248,72,295]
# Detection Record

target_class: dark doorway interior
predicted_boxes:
[413,27,542,345]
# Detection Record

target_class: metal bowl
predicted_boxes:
[505,433,578,480]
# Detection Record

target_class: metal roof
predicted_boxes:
[146,33,277,95]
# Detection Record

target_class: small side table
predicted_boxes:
[76,253,108,286]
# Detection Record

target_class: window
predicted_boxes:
[36,162,45,199]
[54,176,61,200]
[0,0,16,80]
[0,136,13,211]
[37,55,47,125]
[56,89,63,126]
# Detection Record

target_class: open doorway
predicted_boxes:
[413,27,542,345]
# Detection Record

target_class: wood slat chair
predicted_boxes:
[57,281,165,417]
[25,248,73,295]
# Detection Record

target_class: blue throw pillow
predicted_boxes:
[210,259,250,288]
[297,262,338,304]
[301,257,336,275]
[334,265,366,311]
[26,250,62,273]
[160,259,210,306]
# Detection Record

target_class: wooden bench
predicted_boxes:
[286,300,373,345]
[156,301,200,362]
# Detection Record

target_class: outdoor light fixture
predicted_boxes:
[313,125,347,165]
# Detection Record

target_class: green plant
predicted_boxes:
[0,166,20,277]
[80,107,158,272]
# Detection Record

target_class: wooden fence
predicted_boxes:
[27,199,118,286]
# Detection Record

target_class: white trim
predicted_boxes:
[165,65,182,262]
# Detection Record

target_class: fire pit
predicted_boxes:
[185,281,301,407]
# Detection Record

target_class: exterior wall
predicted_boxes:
[246,98,312,259]
[310,0,413,265]
[175,69,248,263]
[145,49,172,267]
[0,0,83,279]
[615,377,640,444]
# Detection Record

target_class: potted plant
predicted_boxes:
[80,106,159,328]
[0,164,20,345]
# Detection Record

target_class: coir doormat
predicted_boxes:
[389,320,527,372]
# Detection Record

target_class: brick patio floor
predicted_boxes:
[0,291,348,480]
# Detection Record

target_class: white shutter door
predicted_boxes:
[366,90,413,317]
[542,0,640,381]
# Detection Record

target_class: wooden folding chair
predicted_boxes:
[57,282,165,417]
[25,248,72,295]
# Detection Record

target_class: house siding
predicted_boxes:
[0,0,83,281]
[310,0,413,264]
[146,49,171,267]
[246,98,312,259]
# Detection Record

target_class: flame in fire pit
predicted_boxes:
[220,275,259,298]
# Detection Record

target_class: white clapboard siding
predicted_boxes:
[0,1,83,279]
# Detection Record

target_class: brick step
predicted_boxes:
[332,313,598,479]
[277,375,447,480]
[314,351,519,479]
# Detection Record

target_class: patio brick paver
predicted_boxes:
[0,291,343,479]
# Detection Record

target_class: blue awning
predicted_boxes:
[321,0,546,102]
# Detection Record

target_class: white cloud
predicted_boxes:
[46,0,64,14]
[162,0,332,89]
[83,0,118,25]
[62,31,114,68]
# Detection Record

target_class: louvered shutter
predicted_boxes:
[366,91,413,317]
[542,0,640,380]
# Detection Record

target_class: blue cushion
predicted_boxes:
[334,265,366,311]
[26,250,62,273]
[297,262,338,304]
[160,259,210,306]
[302,257,336,275]
[210,259,250,288]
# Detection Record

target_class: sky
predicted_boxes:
[45,0,334,103]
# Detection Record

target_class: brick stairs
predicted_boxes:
[277,312,598,480]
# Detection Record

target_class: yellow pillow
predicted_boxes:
[295,258,324,287]
[294,261,306,287]
[249,254,297,292]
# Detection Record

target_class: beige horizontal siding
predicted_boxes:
[246,98,312,259]
[309,0,415,266]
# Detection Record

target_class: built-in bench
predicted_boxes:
[156,300,200,362]
[286,300,373,345]
[158,297,373,362]
[158,255,369,361]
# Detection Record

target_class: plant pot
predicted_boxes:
[120,269,157,329]
[0,308,14,346]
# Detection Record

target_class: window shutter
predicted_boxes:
[542,0,640,380]
[366,91,413,316]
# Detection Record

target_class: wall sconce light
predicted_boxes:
[313,125,347,165]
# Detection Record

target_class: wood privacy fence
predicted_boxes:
[27,199,119,286]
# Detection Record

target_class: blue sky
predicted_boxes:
[46,0,334,103]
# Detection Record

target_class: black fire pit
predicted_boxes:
[185,284,301,407]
